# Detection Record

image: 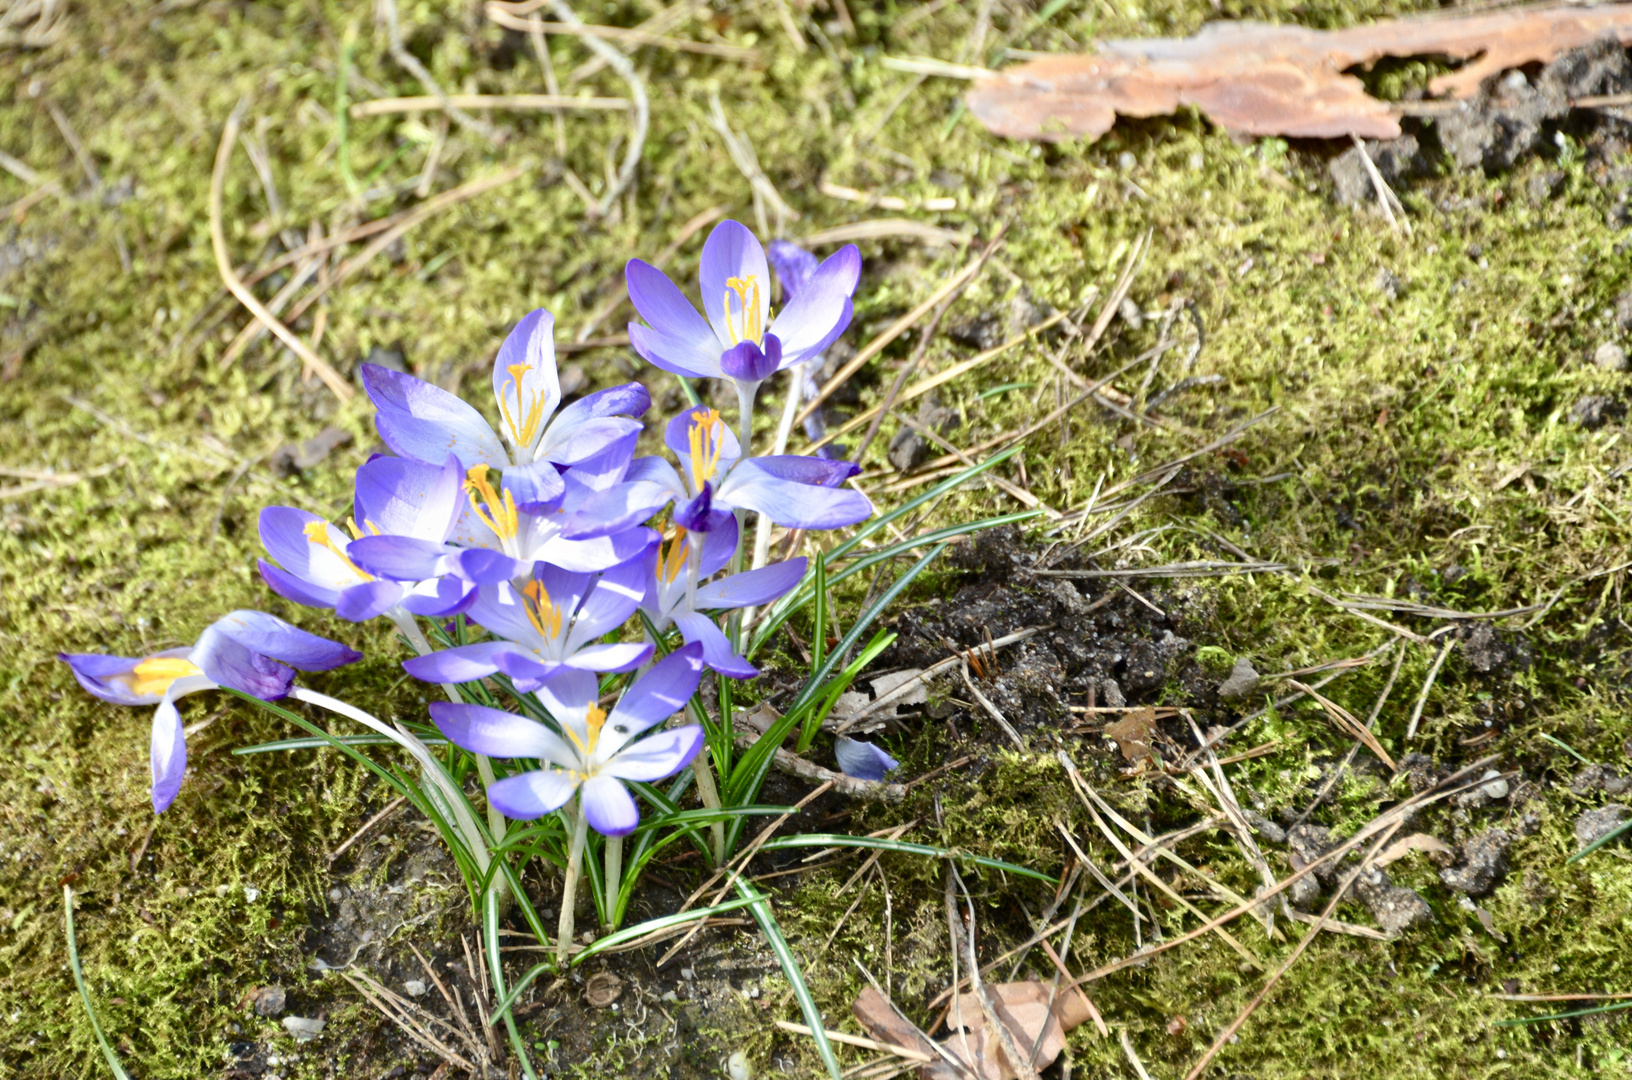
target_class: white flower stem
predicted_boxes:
[557,801,590,967]
[744,366,804,623]
[603,835,622,928]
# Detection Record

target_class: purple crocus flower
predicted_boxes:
[564,405,872,537]
[362,309,650,488]
[401,553,654,691]
[644,515,807,677]
[59,611,361,812]
[430,643,707,835]
[258,455,474,623]
[626,220,859,403]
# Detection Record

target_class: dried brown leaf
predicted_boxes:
[855,982,1091,1080]
[1103,707,1157,761]
[1375,832,1454,868]
[967,4,1632,142]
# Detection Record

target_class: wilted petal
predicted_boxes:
[694,557,807,609]
[580,773,640,836]
[487,768,580,820]
[60,650,185,706]
[834,736,899,782]
[364,364,508,468]
[430,701,575,763]
[191,624,297,700]
[150,697,187,813]
[602,726,705,783]
[209,610,362,671]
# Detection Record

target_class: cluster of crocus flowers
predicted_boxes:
[59,219,898,838]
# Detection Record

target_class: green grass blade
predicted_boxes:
[812,549,827,671]
[1496,1000,1632,1025]
[64,886,133,1080]
[797,630,896,754]
[484,886,541,1080]
[827,445,1024,563]
[757,834,1059,885]
[233,732,447,755]
[1566,815,1632,863]
[737,879,841,1079]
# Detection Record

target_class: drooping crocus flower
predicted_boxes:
[564,405,871,538]
[625,220,859,416]
[430,643,707,835]
[362,308,650,487]
[60,611,361,812]
[401,554,654,691]
[258,454,474,623]
[643,514,807,677]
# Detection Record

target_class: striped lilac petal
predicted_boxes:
[191,624,296,700]
[335,580,406,622]
[491,649,562,683]
[698,513,738,576]
[467,582,550,648]
[487,768,581,820]
[561,480,676,540]
[750,455,861,488]
[834,736,899,782]
[363,364,508,469]
[402,641,528,683]
[400,576,477,617]
[150,696,187,813]
[716,460,873,530]
[537,416,645,468]
[60,649,190,706]
[499,459,566,514]
[698,220,770,350]
[626,259,724,377]
[719,335,781,383]
[564,641,653,673]
[767,239,818,301]
[672,610,757,678]
[258,559,342,611]
[605,643,705,739]
[580,773,641,836]
[491,309,561,456]
[559,434,640,502]
[208,610,363,672]
[532,667,598,732]
[768,245,860,363]
[565,553,653,650]
[449,547,527,586]
[259,507,364,592]
[348,535,451,582]
[353,455,465,542]
[554,382,651,426]
[430,700,574,762]
[533,528,657,573]
[694,557,807,609]
[602,726,705,783]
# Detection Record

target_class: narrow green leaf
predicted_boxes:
[1567,815,1632,863]
[64,886,133,1080]
[757,834,1059,885]
[737,880,842,1079]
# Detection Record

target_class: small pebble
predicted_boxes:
[1216,657,1261,703]
[327,888,343,903]
[1477,770,1510,801]
[253,985,286,1017]
[243,886,260,903]
[727,1050,753,1080]
[404,980,427,997]
[1594,342,1629,372]
[281,1016,325,1042]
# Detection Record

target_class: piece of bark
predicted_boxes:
[967,4,1632,143]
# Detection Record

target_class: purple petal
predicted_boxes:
[694,557,807,609]
[673,484,714,532]
[537,416,645,470]
[769,246,861,363]
[491,309,561,452]
[555,382,651,423]
[564,641,653,673]
[208,610,362,671]
[490,649,560,683]
[335,580,405,622]
[501,458,566,514]
[565,551,654,650]
[60,651,174,706]
[400,576,477,617]
[353,455,465,543]
[698,514,738,577]
[151,697,187,813]
[487,768,581,819]
[258,559,342,611]
[430,701,571,761]
[672,610,757,678]
[767,239,819,301]
[363,364,508,468]
[580,774,640,836]
[626,259,724,374]
[561,480,675,540]
[664,405,741,466]
[608,642,705,735]
[402,641,526,683]
[834,736,899,782]
[534,529,658,574]
[348,535,449,581]
[531,668,598,729]
[751,454,861,488]
[719,336,781,383]
[259,506,323,572]
[467,582,551,646]
[717,461,873,530]
[191,625,296,700]
[698,220,769,349]
[603,726,705,783]
[629,322,722,380]
[451,547,526,587]
[559,435,639,502]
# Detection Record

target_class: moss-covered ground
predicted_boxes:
[3,0,1632,1076]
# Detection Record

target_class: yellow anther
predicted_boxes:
[686,408,725,493]
[723,275,763,346]
[125,656,203,698]
[521,579,564,640]
[661,527,689,584]
[303,519,371,580]
[343,517,382,541]
[464,465,519,541]
[584,702,608,755]
[499,362,549,448]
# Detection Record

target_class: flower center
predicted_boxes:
[686,409,726,493]
[520,579,564,639]
[723,275,765,346]
[302,518,374,580]
[660,526,689,584]
[124,656,203,697]
[560,702,610,762]
[499,362,549,449]
[465,465,520,541]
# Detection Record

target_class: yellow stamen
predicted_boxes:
[125,656,203,698]
[498,362,549,448]
[584,702,608,755]
[303,519,371,580]
[661,526,689,584]
[464,465,520,541]
[343,517,382,541]
[521,579,564,639]
[723,275,763,346]
[686,408,725,493]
